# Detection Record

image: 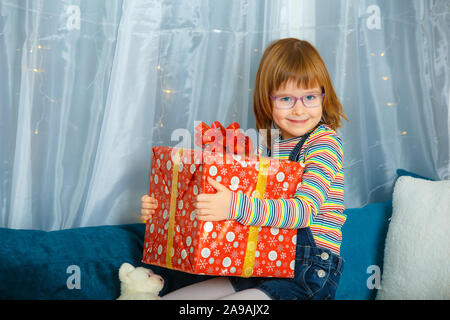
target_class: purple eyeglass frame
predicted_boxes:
[270,93,325,109]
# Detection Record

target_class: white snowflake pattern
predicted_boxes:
[224,243,232,253]
[273,184,282,195]
[258,242,265,250]
[199,260,207,269]
[214,249,220,257]
[231,162,240,171]
[280,252,286,259]
[268,238,277,246]
[266,262,275,272]
[231,250,239,258]
[220,168,228,175]
[200,233,209,241]
[235,258,242,266]
[256,269,263,276]
[210,241,218,249]
[220,268,228,275]
[238,233,244,241]
[288,175,295,182]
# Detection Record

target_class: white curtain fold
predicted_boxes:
[0,0,448,230]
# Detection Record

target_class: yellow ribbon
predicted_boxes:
[166,149,182,269]
[241,156,270,277]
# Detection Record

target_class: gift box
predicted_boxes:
[142,146,305,278]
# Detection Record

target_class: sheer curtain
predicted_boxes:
[1,0,448,231]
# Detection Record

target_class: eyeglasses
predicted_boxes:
[270,93,325,109]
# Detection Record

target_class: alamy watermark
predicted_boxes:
[366,265,382,290]
[167,123,282,169]
[66,265,81,290]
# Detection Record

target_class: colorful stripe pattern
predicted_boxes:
[229,125,346,255]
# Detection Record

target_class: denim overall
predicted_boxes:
[228,132,345,300]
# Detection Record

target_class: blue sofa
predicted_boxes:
[0,200,394,300]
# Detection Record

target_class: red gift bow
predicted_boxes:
[195,121,254,155]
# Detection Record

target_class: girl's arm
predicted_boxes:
[228,133,343,229]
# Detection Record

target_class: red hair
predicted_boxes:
[253,38,348,147]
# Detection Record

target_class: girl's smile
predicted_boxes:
[271,80,323,140]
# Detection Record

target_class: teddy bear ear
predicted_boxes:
[119,262,135,282]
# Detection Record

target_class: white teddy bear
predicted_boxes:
[117,262,164,300]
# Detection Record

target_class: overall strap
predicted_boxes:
[266,131,312,160]
[288,131,312,162]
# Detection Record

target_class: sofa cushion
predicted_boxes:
[376,176,450,299]
[335,201,392,300]
[0,224,148,299]
[0,223,215,299]
[335,168,435,300]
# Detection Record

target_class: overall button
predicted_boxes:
[317,269,326,278]
[320,252,329,260]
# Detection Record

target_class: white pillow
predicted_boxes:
[376,176,450,300]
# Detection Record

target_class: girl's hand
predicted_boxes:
[141,195,158,222]
[194,177,232,222]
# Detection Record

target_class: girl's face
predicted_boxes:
[271,80,323,140]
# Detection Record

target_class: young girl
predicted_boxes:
[141,38,348,300]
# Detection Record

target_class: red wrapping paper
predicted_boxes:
[142,146,305,278]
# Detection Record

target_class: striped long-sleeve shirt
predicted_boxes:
[228,124,346,255]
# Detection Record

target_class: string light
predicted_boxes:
[382,76,388,80]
